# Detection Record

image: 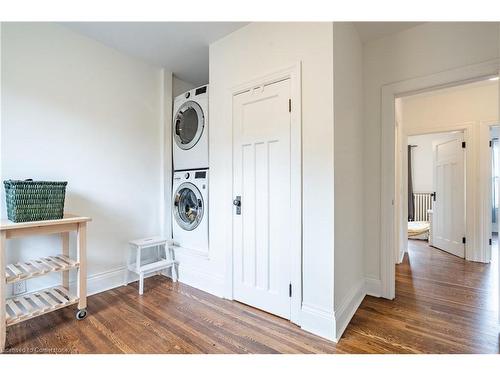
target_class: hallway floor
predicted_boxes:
[4,239,499,353]
[340,239,499,353]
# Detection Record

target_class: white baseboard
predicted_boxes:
[70,263,171,297]
[334,278,366,341]
[300,303,336,342]
[171,247,225,297]
[74,267,128,296]
[8,262,170,301]
[365,277,382,297]
[176,263,225,298]
[17,253,222,301]
[398,249,405,264]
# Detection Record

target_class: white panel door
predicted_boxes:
[432,134,465,258]
[232,79,291,319]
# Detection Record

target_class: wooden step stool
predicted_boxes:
[125,236,177,295]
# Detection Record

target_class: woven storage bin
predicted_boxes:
[4,180,67,222]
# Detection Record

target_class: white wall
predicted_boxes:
[407,132,459,193]
[332,23,365,339]
[363,22,499,288]
[203,22,335,339]
[402,80,498,133]
[1,23,166,296]
[172,76,197,97]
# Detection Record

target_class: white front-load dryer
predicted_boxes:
[173,85,208,171]
[172,169,208,254]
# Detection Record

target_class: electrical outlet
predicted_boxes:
[13,280,26,295]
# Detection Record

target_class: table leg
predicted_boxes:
[139,273,144,295]
[170,246,178,282]
[124,246,131,286]
[136,246,141,274]
[0,230,7,353]
[61,232,70,289]
[136,247,142,294]
[77,223,87,310]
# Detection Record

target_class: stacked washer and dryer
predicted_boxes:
[171,85,209,254]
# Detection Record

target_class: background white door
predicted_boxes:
[232,79,291,319]
[432,134,465,258]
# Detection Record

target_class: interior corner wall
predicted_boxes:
[1,22,164,296]
[207,22,335,339]
[363,22,500,290]
[395,98,407,263]
[161,70,173,239]
[172,76,197,97]
[332,22,365,340]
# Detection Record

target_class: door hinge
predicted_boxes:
[490,140,493,147]
[489,238,492,246]
[288,99,291,113]
[289,283,292,297]
[462,141,466,149]
[462,237,466,244]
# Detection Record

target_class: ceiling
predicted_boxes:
[63,22,426,84]
[62,22,248,85]
[353,22,425,43]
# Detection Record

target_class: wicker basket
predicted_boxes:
[4,179,67,222]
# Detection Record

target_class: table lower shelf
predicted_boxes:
[5,286,78,326]
[128,259,176,274]
[5,254,79,284]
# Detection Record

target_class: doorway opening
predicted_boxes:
[393,76,499,314]
[406,130,465,258]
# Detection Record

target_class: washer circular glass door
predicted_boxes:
[173,182,204,231]
[173,101,205,150]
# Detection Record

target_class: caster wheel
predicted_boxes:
[76,309,87,320]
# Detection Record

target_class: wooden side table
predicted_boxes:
[0,214,91,353]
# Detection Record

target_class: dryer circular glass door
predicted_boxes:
[173,182,204,231]
[173,101,205,150]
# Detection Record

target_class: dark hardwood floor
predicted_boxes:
[341,239,499,353]
[4,239,499,353]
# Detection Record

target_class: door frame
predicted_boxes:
[479,120,499,264]
[380,59,499,300]
[225,62,302,324]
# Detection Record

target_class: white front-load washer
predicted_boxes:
[172,169,208,253]
[172,85,208,171]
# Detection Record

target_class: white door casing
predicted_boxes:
[478,121,497,265]
[380,59,499,300]
[432,134,465,258]
[232,78,292,319]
